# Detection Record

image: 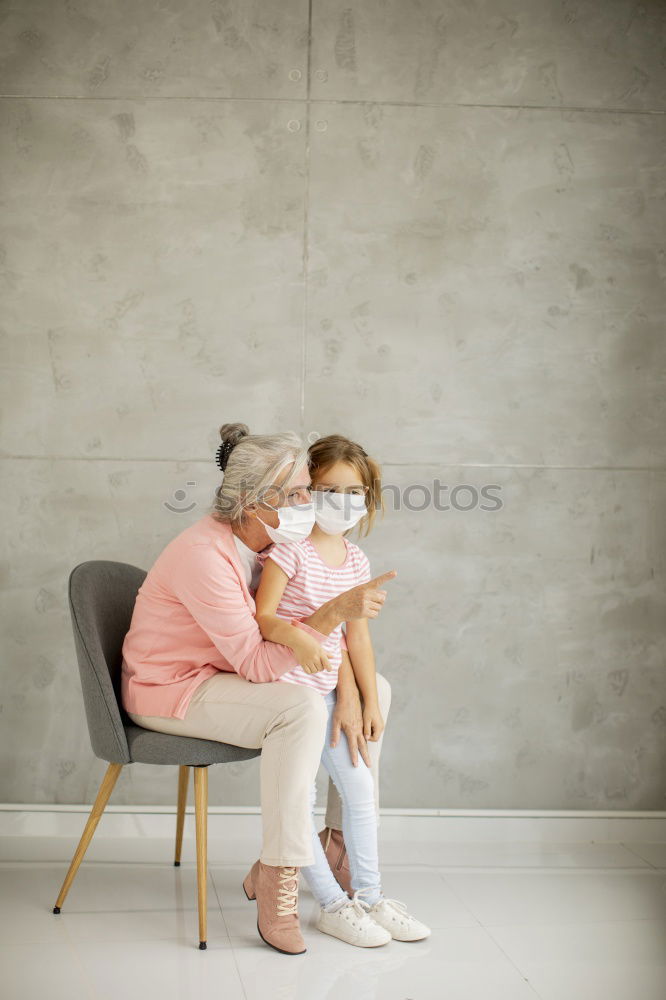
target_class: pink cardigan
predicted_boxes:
[121,512,329,719]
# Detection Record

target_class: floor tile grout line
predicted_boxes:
[618,841,663,871]
[209,869,249,1000]
[3,861,665,873]
[478,923,550,1000]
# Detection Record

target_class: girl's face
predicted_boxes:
[311,460,367,499]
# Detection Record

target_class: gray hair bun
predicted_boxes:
[216,422,250,472]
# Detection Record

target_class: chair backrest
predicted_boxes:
[68,560,147,764]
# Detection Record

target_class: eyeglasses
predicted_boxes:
[258,484,313,509]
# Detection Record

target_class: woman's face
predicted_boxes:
[254,461,312,529]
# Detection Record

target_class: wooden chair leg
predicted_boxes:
[193,766,208,950]
[53,762,123,913]
[174,765,189,866]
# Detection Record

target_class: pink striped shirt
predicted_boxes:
[260,537,371,695]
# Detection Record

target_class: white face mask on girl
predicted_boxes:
[312,491,367,535]
[258,501,315,544]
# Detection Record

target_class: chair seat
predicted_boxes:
[124,723,262,766]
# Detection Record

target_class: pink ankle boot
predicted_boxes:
[318,826,352,897]
[242,860,306,954]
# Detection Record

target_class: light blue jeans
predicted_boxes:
[299,688,384,909]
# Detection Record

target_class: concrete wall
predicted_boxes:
[1,1,665,808]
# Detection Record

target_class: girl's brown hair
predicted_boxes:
[307,434,384,538]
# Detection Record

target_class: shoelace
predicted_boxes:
[353,888,411,918]
[352,887,377,905]
[276,866,299,916]
[328,892,375,926]
[371,896,411,924]
[348,898,373,922]
[349,886,386,922]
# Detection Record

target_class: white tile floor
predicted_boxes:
[1,842,665,1000]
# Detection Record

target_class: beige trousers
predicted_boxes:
[126,670,391,867]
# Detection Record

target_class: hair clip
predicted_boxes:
[215,440,234,472]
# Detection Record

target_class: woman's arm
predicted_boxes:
[335,634,357,701]
[172,544,328,683]
[171,544,396,684]
[255,558,332,674]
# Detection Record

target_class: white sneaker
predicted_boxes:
[358,892,431,941]
[316,892,392,947]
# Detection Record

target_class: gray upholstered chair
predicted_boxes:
[52,559,261,950]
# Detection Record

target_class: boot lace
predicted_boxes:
[276,866,299,916]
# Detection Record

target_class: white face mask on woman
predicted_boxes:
[312,491,367,535]
[258,501,316,544]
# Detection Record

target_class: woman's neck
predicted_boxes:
[231,516,270,553]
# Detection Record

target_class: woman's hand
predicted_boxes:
[292,635,332,674]
[330,688,372,768]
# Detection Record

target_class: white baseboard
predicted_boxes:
[1,805,665,865]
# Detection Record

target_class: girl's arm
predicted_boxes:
[255,558,332,674]
[254,557,300,646]
[335,638,358,702]
[344,617,379,705]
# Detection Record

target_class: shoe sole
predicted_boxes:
[388,933,431,942]
[378,927,432,942]
[243,877,306,955]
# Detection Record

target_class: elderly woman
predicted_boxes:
[121,423,394,955]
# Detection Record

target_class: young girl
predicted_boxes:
[255,434,430,948]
